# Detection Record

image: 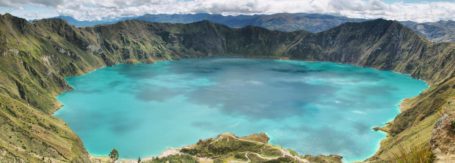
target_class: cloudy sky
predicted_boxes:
[0,0,454,22]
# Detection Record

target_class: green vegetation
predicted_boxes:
[451,120,455,133]
[0,13,454,162]
[109,148,119,162]
[180,133,278,158]
[170,133,341,163]
[372,78,455,162]
[145,154,197,163]
[389,144,434,163]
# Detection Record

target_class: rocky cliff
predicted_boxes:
[431,100,455,163]
[0,13,454,162]
[60,14,455,43]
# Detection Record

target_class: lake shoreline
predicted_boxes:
[53,57,429,162]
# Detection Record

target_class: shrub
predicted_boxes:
[390,144,433,163]
[450,120,455,133]
[109,148,119,162]
[149,154,197,163]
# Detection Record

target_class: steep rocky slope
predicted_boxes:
[61,13,455,43]
[133,13,364,33]
[403,21,455,43]
[0,13,454,162]
[431,101,455,163]
[59,13,363,33]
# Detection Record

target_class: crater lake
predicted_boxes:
[55,58,427,162]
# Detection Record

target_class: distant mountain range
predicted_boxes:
[401,20,455,43]
[1,13,454,162]
[57,13,364,32]
[57,13,455,43]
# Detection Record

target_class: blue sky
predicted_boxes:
[0,4,58,19]
[384,0,452,2]
[0,0,454,22]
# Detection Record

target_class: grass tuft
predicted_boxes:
[451,121,455,134]
[389,144,434,163]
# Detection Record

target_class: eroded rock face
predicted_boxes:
[240,132,270,143]
[0,13,454,162]
[431,99,455,162]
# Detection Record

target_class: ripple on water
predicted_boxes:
[55,58,427,162]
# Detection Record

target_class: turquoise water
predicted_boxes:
[55,58,427,162]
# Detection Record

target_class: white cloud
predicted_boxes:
[0,3,59,20]
[1,0,455,22]
[0,0,62,7]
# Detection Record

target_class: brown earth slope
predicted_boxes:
[0,13,454,162]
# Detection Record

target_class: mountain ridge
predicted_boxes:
[0,14,454,162]
[57,13,455,43]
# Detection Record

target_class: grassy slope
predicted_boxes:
[142,133,342,163]
[0,13,454,162]
[369,77,455,162]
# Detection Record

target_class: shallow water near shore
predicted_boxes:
[55,58,427,162]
